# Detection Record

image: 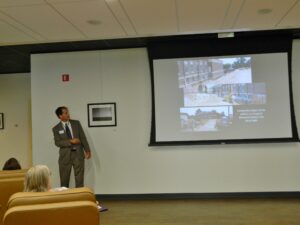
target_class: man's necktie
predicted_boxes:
[65,123,72,139]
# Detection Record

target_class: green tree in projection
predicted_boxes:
[232,57,251,69]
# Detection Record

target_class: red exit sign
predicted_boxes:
[62,74,69,82]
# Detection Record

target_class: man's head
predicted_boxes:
[55,106,70,122]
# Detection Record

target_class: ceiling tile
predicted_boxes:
[234,0,297,29]
[0,20,36,45]
[0,0,44,7]
[177,0,231,33]
[46,0,94,3]
[221,0,244,30]
[2,4,85,41]
[50,0,126,38]
[120,0,177,36]
[277,1,300,29]
[104,0,136,36]
[0,11,45,43]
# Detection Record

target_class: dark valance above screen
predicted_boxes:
[148,35,292,59]
[147,35,299,146]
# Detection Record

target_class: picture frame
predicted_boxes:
[88,103,117,127]
[0,113,3,129]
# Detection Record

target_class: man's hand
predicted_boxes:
[70,138,81,145]
[84,150,91,159]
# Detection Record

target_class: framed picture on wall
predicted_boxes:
[88,103,117,127]
[0,113,4,129]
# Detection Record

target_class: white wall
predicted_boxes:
[0,73,31,169]
[31,43,300,194]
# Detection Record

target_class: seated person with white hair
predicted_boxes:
[24,165,105,211]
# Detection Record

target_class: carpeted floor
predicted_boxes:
[100,198,300,225]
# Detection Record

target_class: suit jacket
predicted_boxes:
[52,120,90,165]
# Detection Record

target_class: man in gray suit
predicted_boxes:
[52,106,91,187]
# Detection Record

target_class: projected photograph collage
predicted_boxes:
[178,57,266,132]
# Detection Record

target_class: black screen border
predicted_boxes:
[147,35,299,146]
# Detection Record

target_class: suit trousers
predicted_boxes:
[59,150,84,188]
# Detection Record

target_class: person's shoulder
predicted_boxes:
[70,119,80,123]
[52,122,62,130]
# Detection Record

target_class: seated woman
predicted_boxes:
[2,157,21,170]
[24,165,51,192]
[24,165,68,192]
[24,165,105,211]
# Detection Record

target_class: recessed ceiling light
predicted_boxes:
[87,20,102,25]
[257,8,272,15]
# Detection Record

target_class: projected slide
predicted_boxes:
[153,53,293,142]
[180,106,233,132]
[177,56,267,132]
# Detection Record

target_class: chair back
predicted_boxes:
[4,201,99,225]
[0,170,26,225]
[3,187,99,225]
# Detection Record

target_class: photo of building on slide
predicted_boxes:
[177,57,267,107]
[180,106,233,132]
